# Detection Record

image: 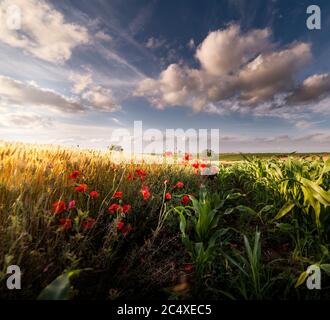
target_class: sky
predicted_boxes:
[0,0,330,153]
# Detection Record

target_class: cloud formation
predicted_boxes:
[287,74,330,104]
[135,24,330,115]
[95,31,113,42]
[82,85,120,112]
[0,76,83,112]
[0,0,89,63]
[0,75,120,114]
[0,113,52,128]
[195,24,271,76]
[145,37,166,49]
[69,71,93,94]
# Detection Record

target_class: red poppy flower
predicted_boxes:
[122,204,131,214]
[59,218,72,230]
[200,163,206,169]
[136,169,147,180]
[68,200,76,210]
[69,170,80,179]
[127,172,134,181]
[192,161,199,169]
[165,193,172,200]
[113,191,123,198]
[175,181,184,189]
[182,195,190,205]
[89,191,99,199]
[108,203,121,214]
[194,169,199,175]
[183,263,193,272]
[141,186,151,200]
[82,217,96,230]
[53,201,66,214]
[183,153,191,161]
[75,184,88,192]
[117,220,125,231]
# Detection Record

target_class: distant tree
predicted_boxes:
[200,149,213,157]
[108,144,124,152]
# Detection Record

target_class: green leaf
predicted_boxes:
[224,208,235,215]
[177,211,187,236]
[295,271,308,288]
[274,202,295,220]
[320,264,330,275]
[37,270,81,300]
[235,205,257,215]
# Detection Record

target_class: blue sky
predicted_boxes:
[0,0,330,152]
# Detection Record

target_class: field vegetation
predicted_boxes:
[0,141,330,300]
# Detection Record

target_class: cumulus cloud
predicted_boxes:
[82,85,120,112]
[195,24,271,76]
[0,0,89,63]
[0,75,83,112]
[287,74,330,104]
[238,43,311,104]
[135,24,325,117]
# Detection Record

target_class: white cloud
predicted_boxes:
[0,0,89,63]
[195,24,271,76]
[95,31,112,42]
[69,71,93,94]
[135,24,323,118]
[287,74,330,104]
[145,37,165,49]
[187,38,195,49]
[238,42,311,104]
[310,96,330,114]
[111,117,123,125]
[0,75,83,112]
[295,120,312,129]
[82,85,120,112]
[69,70,121,112]
[0,113,52,128]
[0,75,120,114]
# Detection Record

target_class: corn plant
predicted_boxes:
[224,230,272,299]
[174,188,228,278]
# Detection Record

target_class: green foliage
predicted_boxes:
[224,230,269,299]
[1,142,330,300]
[37,270,82,300]
[174,189,228,278]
